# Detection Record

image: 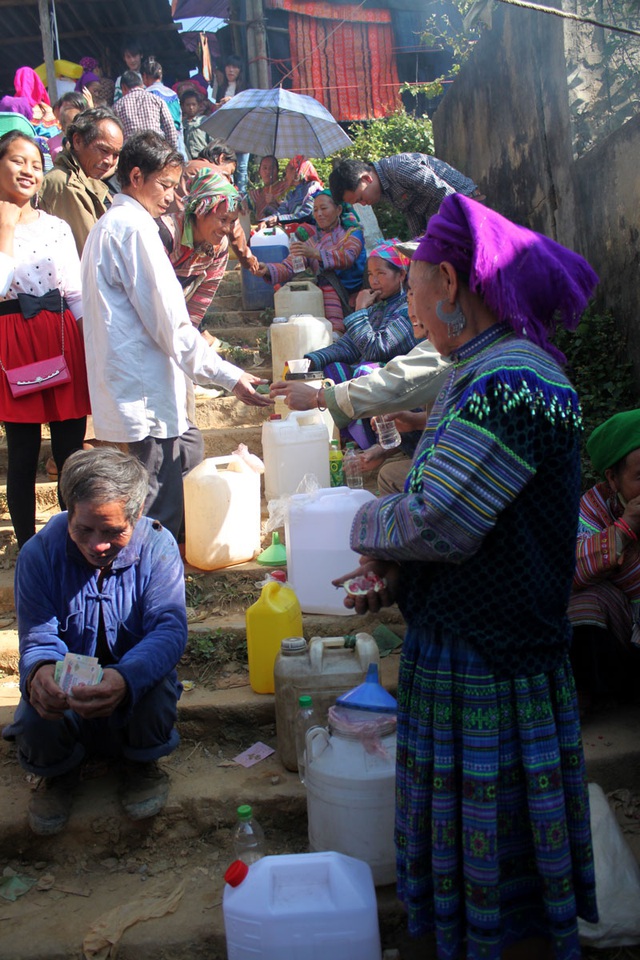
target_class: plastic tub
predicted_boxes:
[223,851,382,959]
[285,487,375,615]
[242,227,289,311]
[262,410,330,502]
[184,456,261,570]
[274,633,380,771]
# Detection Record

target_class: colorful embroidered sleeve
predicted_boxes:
[343,297,415,362]
[351,377,578,564]
[266,257,296,286]
[573,487,622,586]
[305,334,361,371]
[276,182,322,223]
[317,228,363,272]
[230,219,260,274]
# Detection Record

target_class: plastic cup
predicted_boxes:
[374,415,401,450]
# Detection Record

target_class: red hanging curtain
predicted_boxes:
[265,0,400,121]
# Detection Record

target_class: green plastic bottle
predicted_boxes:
[329,440,344,487]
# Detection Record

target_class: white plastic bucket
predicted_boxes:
[270,313,332,383]
[274,633,380,771]
[184,455,261,570]
[262,410,330,502]
[274,281,326,319]
[285,486,375,615]
[223,851,382,959]
[306,720,397,886]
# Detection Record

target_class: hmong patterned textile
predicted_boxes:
[396,630,596,957]
[305,290,414,371]
[350,321,596,954]
[265,0,400,120]
[569,481,640,648]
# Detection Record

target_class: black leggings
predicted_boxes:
[4,418,87,549]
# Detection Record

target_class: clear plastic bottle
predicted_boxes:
[343,442,363,489]
[295,694,318,783]
[329,440,344,487]
[232,805,265,864]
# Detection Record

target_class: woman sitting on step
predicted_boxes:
[158,169,261,339]
[257,190,366,333]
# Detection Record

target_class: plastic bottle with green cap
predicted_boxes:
[232,804,265,864]
[295,694,319,783]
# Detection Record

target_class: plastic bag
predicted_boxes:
[232,443,264,474]
[265,473,321,533]
[578,782,640,947]
[328,705,396,760]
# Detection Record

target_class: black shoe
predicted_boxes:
[120,760,169,821]
[28,767,81,836]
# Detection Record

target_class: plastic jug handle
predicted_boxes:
[354,633,379,668]
[306,725,329,761]
[308,637,344,670]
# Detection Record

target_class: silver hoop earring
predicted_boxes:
[436,299,466,337]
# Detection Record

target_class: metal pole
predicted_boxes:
[38,0,58,103]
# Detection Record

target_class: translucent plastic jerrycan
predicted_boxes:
[223,851,382,960]
[274,281,326,319]
[306,664,398,886]
[285,486,375,615]
[274,633,380,771]
[261,410,330,502]
[245,580,303,694]
[270,312,332,382]
[184,455,261,570]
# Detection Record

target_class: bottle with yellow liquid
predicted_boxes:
[246,580,304,693]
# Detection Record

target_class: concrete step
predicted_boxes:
[194,394,271,430]
[201,424,264,460]
[207,325,269,345]
[204,309,268,329]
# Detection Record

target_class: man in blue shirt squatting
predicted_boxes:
[2,447,187,835]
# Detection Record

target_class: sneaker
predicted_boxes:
[120,760,169,821]
[28,767,81,836]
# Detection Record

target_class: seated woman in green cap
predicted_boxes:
[569,409,640,711]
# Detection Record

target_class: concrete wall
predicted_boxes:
[432,5,640,374]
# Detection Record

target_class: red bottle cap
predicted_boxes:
[224,860,249,887]
[269,414,282,421]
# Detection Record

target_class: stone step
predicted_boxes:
[208,325,269,346]
[194,394,271,430]
[201,424,264,460]
[204,309,268,329]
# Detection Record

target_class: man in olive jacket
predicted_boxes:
[40,107,123,255]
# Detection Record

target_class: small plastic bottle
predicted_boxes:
[329,440,344,487]
[232,805,265,864]
[295,695,318,783]
[343,442,363,489]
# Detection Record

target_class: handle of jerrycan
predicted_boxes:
[308,636,349,670]
[306,725,330,764]
[209,454,248,474]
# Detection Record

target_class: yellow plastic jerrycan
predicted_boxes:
[246,581,304,694]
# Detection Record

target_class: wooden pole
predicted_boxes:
[246,0,259,89]
[38,0,58,103]
[253,0,270,89]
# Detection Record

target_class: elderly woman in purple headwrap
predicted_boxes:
[334,195,600,960]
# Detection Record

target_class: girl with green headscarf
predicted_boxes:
[159,168,262,335]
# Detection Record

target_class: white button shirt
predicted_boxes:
[81,194,241,442]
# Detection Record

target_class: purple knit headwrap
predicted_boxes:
[413,194,599,358]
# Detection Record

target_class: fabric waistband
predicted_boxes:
[0,291,69,318]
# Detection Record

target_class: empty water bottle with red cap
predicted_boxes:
[232,804,265,865]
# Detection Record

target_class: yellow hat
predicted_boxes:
[35,60,83,86]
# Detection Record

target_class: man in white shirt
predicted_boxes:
[81,131,269,540]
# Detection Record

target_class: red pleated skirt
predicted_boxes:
[0,303,90,424]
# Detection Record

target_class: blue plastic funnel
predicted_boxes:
[335,663,397,714]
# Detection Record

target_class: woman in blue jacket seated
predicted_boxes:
[305,240,417,446]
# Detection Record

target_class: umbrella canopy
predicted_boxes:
[201,87,352,159]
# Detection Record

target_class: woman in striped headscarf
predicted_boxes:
[158,168,260,336]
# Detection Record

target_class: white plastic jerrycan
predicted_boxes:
[274,280,326,319]
[262,410,330,502]
[270,312,332,383]
[184,455,261,570]
[223,851,382,959]
[285,486,375,615]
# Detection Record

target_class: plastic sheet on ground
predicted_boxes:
[82,880,185,960]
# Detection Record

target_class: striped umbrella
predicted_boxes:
[201,87,352,159]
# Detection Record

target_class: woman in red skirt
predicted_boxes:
[0,131,90,547]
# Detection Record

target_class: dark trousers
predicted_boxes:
[4,417,87,548]
[4,675,181,778]
[129,425,204,542]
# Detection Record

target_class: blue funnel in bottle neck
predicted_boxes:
[336,663,397,714]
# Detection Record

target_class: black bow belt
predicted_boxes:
[0,290,69,320]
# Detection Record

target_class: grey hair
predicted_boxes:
[67,107,123,148]
[60,448,149,524]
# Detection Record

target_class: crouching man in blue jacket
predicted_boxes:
[2,447,188,835]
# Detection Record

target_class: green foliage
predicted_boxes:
[404,0,483,101]
[555,307,639,488]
